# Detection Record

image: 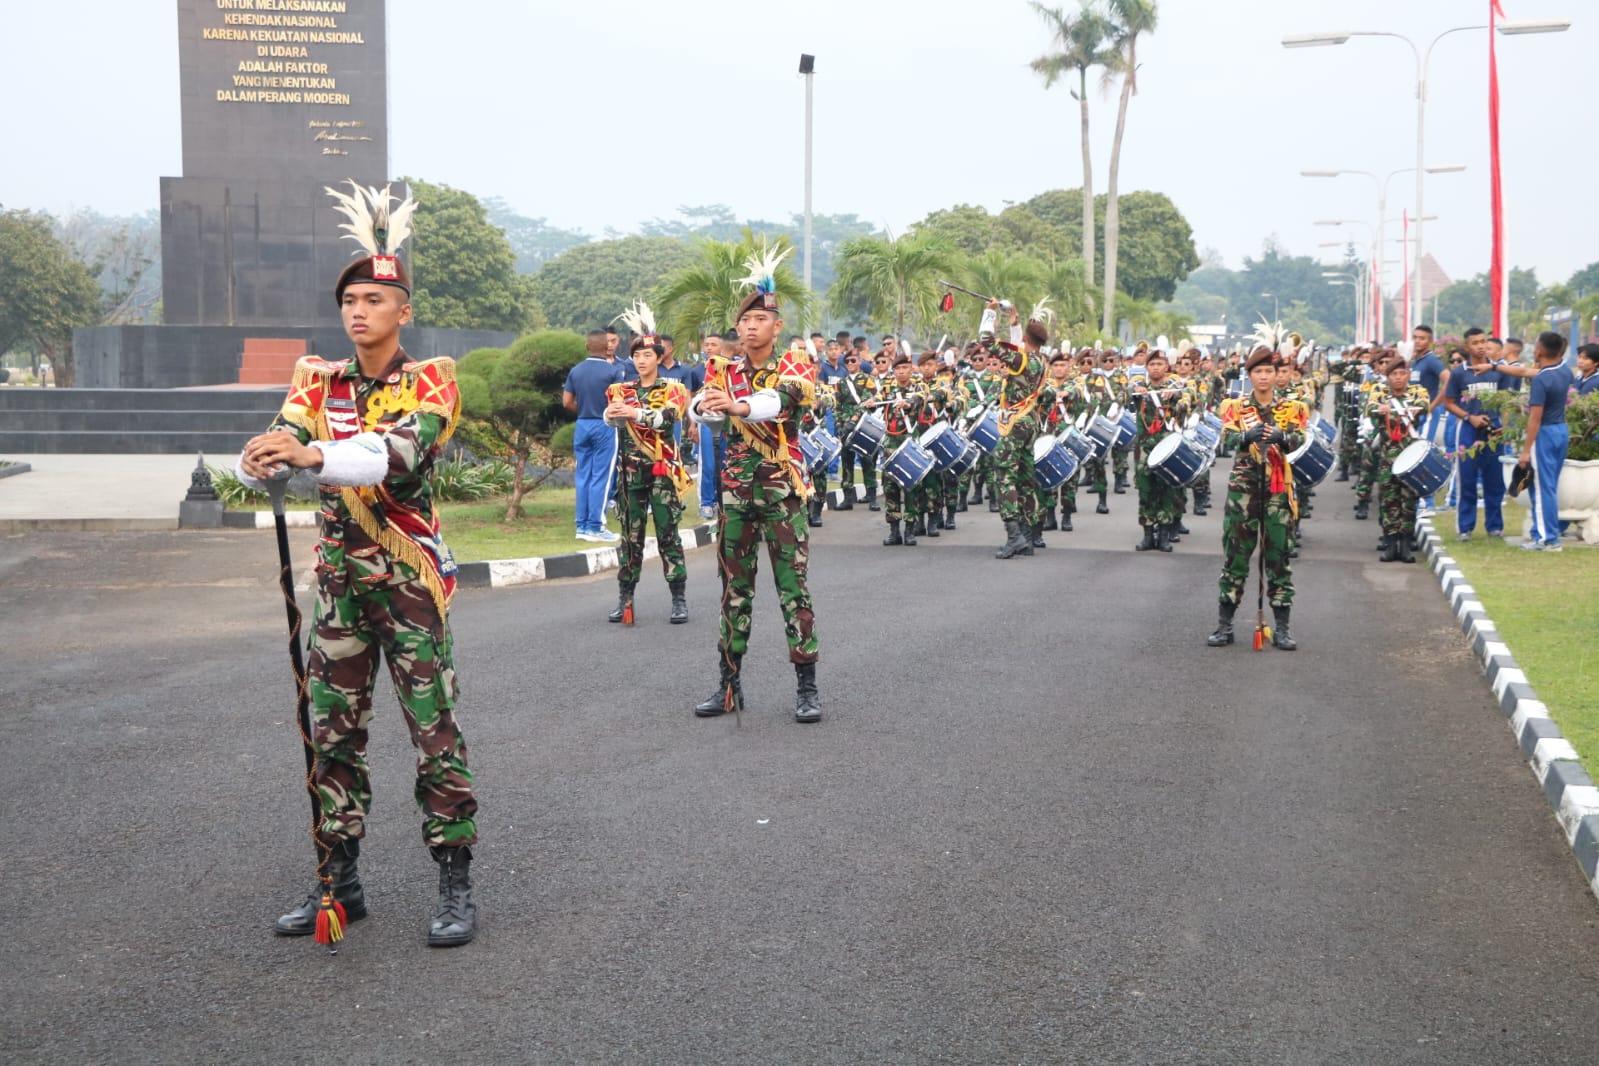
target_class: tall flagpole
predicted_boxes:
[1488,0,1509,336]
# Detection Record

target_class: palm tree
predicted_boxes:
[1101,0,1159,334]
[655,228,811,344]
[962,248,1048,313]
[1041,257,1095,339]
[828,233,955,342]
[1029,1,1114,300]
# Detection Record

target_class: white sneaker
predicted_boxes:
[576,530,602,543]
[1517,539,1544,551]
[592,528,621,543]
[699,506,717,521]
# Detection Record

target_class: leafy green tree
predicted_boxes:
[0,208,101,385]
[532,235,697,332]
[829,233,956,341]
[1100,0,1160,332]
[1029,1,1115,294]
[655,230,812,345]
[404,177,544,332]
[481,197,591,273]
[1564,261,1599,295]
[961,248,1047,312]
[1432,268,1539,336]
[56,208,160,325]
[1017,189,1195,301]
[487,330,587,519]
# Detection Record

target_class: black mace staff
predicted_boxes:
[265,473,347,949]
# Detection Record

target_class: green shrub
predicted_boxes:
[549,421,576,458]
[207,465,270,508]
[1567,392,1599,462]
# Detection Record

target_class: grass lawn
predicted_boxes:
[1445,502,1599,779]
[439,489,589,562]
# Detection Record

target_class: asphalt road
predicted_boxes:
[2,475,1597,1064]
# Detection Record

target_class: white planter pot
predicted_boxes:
[1512,456,1599,544]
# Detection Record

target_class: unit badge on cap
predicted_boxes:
[371,255,400,281]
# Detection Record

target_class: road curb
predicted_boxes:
[455,523,719,589]
[1416,516,1599,905]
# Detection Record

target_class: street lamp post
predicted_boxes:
[798,54,815,324]
[1301,166,1464,342]
[1261,291,1279,323]
[1285,19,1569,335]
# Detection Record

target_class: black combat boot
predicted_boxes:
[902,519,918,546]
[694,653,744,717]
[427,845,476,947]
[1096,490,1109,515]
[1271,606,1297,651]
[1156,523,1174,552]
[912,514,927,537]
[968,481,985,506]
[794,662,821,723]
[1397,536,1416,564]
[1335,465,1350,482]
[1135,525,1158,551]
[669,580,688,624]
[1354,498,1370,520]
[987,491,999,513]
[1380,535,1399,562]
[867,490,881,512]
[1193,499,1207,517]
[956,495,968,513]
[607,584,635,624]
[807,497,824,528]
[945,504,958,529]
[836,491,854,511]
[1030,523,1046,549]
[1206,600,1237,647]
[1042,507,1058,531]
[995,519,1030,559]
[1114,473,1129,494]
[1176,519,1191,535]
[275,839,367,936]
[923,511,940,537]
[882,520,903,546]
[1061,508,1073,532]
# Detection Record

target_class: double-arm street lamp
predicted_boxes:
[1284,19,1569,333]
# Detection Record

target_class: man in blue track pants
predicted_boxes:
[563,329,623,542]
[1517,332,1574,551]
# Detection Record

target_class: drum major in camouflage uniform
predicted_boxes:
[989,303,1049,559]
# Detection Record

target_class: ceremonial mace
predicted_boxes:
[264,470,348,948]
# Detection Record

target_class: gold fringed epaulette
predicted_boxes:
[404,356,461,448]
[281,356,345,433]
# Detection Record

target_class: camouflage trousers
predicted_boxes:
[839,443,877,498]
[306,563,477,848]
[1112,443,1131,481]
[618,472,686,588]
[1376,440,1419,537]
[935,470,960,512]
[1191,464,1212,510]
[882,436,918,521]
[1337,419,1363,473]
[995,419,1041,526]
[1035,473,1076,515]
[1135,448,1185,526]
[718,492,818,664]
[1218,485,1295,608]
[1081,455,1108,495]
[1354,439,1383,503]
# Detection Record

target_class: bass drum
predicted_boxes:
[846,411,887,459]
[1392,439,1451,497]
[1288,432,1335,487]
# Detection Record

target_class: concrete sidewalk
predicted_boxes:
[0,453,200,530]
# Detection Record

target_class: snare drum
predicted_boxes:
[1288,432,1335,487]
[966,408,1001,454]
[1392,439,1451,497]
[1183,412,1222,452]
[1311,412,1338,446]
[1086,411,1121,457]
[1059,426,1098,464]
[1032,434,1081,490]
[919,422,966,471]
[947,437,980,478]
[800,427,841,471]
[1113,405,1137,450]
[1147,433,1209,488]
[846,411,887,459]
[883,438,936,489]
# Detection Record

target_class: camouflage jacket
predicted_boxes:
[878,381,926,442]
[1367,383,1430,444]
[1218,393,1309,496]
[607,376,690,478]
[834,370,878,426]
[264,349,460,615]
[711,350,815,503]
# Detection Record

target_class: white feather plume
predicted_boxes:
[324,180,417,258]
[1249,317,1287,352]
[612,299,657,338]
[737,241,793,292]
[1029,296,1055,325]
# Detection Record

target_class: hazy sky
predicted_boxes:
[4,0,1593,291]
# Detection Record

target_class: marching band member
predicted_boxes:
[935,360,968,527]
[1079,350,1117,515]
[1208,345,1309,651]
[603,301,693,625]
[878,354,927,546]
[1370,359,1431,563]
[1353,349,1395,521]
[989,300,1050,559]
[1038,351,1079,533]
[1174,346,1212,517]
[689,246,821,723]
[237,182,478,947]
[833,347,880,512]
[1131,348,1190,552]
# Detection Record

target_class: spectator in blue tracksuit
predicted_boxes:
[692,332,731,519]
[1518,331,1574,550]
[1442,344,1516,540]
[1574,344,1599,396]
[1409,324,1448,512]
[562,329,624,542]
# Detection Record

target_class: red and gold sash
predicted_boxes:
[706,351,815,498]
